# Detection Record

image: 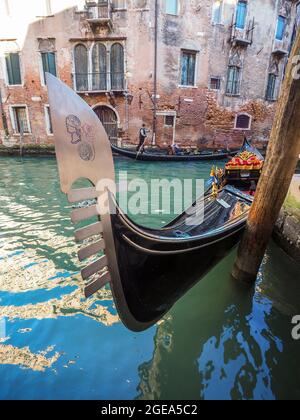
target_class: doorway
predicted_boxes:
[93,105,118,145]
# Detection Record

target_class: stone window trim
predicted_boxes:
[234,113,252,131]
[2,51,23,87]
[44,105,53,136]
[9,105,32,135]
[72,40,126,93]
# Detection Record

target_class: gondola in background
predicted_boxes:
[111,143,240,162]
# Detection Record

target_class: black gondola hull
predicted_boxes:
[111,216,245,325]
[112,145,239,162]
[108,186,253,329]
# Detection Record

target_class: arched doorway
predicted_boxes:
[93,105,118,145]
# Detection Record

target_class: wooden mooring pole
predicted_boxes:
[232,30,300,284]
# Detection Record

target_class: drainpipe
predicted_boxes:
[152,0,159,146]
[0,87,8,137]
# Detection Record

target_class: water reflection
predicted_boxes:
[136,246,300,400]
[0,157,299,400]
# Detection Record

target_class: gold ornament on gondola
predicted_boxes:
[225,150,264,171]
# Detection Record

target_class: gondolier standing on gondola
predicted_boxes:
[137,124,150,154]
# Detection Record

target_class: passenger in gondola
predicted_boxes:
[172,143,181,155]
[137,124,149,153]
[167,145,174,155]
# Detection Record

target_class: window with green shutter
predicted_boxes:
[166,0,178,15]
[74,44,88,91]
[5,53,22,85]
[41,52,57,84]
[111,43,125,91]
[181,51,196,87]
[226,66,241,95]
[266,73,277,101]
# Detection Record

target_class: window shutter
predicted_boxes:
[111,43,124,90]
[226,67,233,94]
[14,107,29,133]
[166,0,178,15]
[226,66,240,95]
[92,43,107,90]
[5,55,13,84]
[74,44,88,91]
[47,53,57,77]
[181,53,188,86]
[42,52,56,80]
[266,74,276,100]
[42,53,48,73]
[236,1,247,29]
[188,53,196,86]
[6,53,21,85]
[276,16,286,41]
[181,51,196,86]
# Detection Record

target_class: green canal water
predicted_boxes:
[0,156,300,400]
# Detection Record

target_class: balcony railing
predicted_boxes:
[73,72,125,93]
[85,0,113,31]
[272,39,289,58]
[229,15,255,47]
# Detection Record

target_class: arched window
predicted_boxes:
[92,43,107,91]
[110,43,124,91]
[235,113,252,130]
[74,44,88,92]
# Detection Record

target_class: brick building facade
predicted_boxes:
[0,0,299,150]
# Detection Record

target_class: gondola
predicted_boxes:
[225,138,264,186]
[46,74,260,332]
[111,143,239,162]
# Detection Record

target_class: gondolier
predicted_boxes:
[137,124,149,153]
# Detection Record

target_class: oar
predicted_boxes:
[136,137,148,160]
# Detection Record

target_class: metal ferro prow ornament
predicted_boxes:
[46,73,142,331]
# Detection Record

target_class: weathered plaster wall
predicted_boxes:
[0,0,298,149]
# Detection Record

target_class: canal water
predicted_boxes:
[0,156,299,400]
